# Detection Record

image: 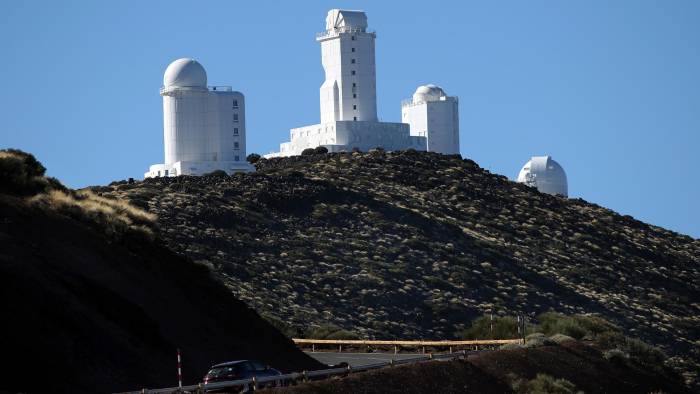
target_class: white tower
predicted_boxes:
[402,85,460,154]
[145,58,252,178]
[319,9,377,123]
[517,155,568,197]
[267,9,426,158]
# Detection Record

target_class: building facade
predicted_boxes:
[266,9,428,158]
[145,58,253,178]
[402,85,460,155]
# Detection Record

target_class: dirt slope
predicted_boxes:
[0,150,321,394]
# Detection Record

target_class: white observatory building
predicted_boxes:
[266,9,427,157]
[145,58,253,178]
[517,155,568,197]
[402,85,460,154]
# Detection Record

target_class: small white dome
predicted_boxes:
[517,155,568,197]
[413,84,446,103]
[163,58,207,88]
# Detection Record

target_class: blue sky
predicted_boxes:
[1,1,698,238]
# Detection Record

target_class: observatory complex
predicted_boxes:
[266,9,460,157]
[145,58,253,178]
[517,155,568,197]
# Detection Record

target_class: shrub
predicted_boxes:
[524,333,556,348]
[204,169,228,177]
[0,149,56,196]
[246,153,261,164]
[513,373,580,394]
[305,324,358,340]
[536,313,590,340]
[549,333,575,344]
[624,337,666,367]
[603,348,628,365]
[313,146,329,154]
[460,315,520,340]
[301,148,316,156]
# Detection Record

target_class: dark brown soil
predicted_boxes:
[0,195,322,394]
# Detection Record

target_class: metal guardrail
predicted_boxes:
[292,338,522,347]
[117,339,524,393]
[116,349,490,394]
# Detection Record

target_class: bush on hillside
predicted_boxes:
[305,324,358,340]
[204,169,228,177]
[247,153,261,164]
[301,148,316,156]
[313,146,329,154]
[535,312,618,340]
[459,315,520,340]
[0,149,57,196]
[511,373,581,394]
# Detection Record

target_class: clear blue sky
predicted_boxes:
[1,1,698,238]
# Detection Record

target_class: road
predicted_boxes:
[307,351,427,367]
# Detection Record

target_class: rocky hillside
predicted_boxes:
[262,340,690,394]
[0,150,321,394]
[96,150,700,383]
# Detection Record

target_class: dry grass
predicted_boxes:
[28,189,156,239]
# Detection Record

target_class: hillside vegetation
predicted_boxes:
[0,150,320,393]
[261,340,690,394]
[96,150,700,385]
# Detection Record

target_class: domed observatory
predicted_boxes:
[517,156,568,197]
[401,85,460,154]
[145,58,253,178]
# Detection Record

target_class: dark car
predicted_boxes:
[203,360,282,391]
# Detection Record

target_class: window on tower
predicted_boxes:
[234,142,240,149]
[233,127,239,135]
[351,59,356,64]
[351,35,356,41]
[351,47,355,52]
[233,114,239,122]
[353,105,357,110]
[351,70,356,75]
[235,155,240,161]
[232,99,239,108]
[353,116,357,121]
[353,93,357,98]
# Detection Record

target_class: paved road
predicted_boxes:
[306,352,427,367]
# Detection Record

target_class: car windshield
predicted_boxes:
[207,365,242,377]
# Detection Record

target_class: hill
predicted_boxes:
[96,150,700,385]
[0,150,321,394]
[261,340,690,394]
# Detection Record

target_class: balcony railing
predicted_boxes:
[316,27,376,40]
[208,86,232,92]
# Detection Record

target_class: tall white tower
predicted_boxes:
[402,85,460,155]
[266,9,426,158]
[517,155,568,197]
[145,58,252,178]
[318,9,377,123]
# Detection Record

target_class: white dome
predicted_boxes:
[413,84,445,103]
[163,58,207,88]
[517,155,568,197]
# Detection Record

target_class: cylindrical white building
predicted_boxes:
[145,58,252,178]
[517,155,568,197]
[401,84,460,154]
[161,58,210,165]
